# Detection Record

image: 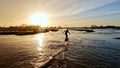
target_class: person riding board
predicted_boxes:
[64,29,70,41]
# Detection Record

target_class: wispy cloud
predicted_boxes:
[48,0,119,17]
[0,0,120,26]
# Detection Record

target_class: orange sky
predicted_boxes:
[0,0,120,27]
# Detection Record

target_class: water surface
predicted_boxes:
[0,29,120,68]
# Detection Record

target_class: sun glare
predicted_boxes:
[30,13,49,27]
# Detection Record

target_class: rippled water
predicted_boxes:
[0,29,120,68]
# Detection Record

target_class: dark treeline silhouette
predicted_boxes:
[60,25,120,33]
[0,25,59,35]
[0,25,120,35]
[90,25,120,29]
[61,25,120,29]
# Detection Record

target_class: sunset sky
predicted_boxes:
[0,0,120,27]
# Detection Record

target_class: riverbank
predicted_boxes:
[0,25,59,35]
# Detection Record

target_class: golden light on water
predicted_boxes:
[30,13,49,27]
[36,34,44,51]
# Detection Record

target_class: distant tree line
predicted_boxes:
[90,25,120,29]
[0,25,41,32]
[0,25,60,35]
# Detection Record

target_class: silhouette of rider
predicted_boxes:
[64,29,70,41]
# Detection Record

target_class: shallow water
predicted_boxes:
[0,29,120,68]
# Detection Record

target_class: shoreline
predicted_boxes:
[0,29,59,35]
[0,25,59,35]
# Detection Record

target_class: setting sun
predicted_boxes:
[30,13,49,27]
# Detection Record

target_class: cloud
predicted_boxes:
[48,0,119,17]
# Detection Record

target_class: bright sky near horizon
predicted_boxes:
[0,0,120,27]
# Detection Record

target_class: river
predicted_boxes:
[0,29,120,68]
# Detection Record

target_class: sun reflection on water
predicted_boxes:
[36,34,44,51]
